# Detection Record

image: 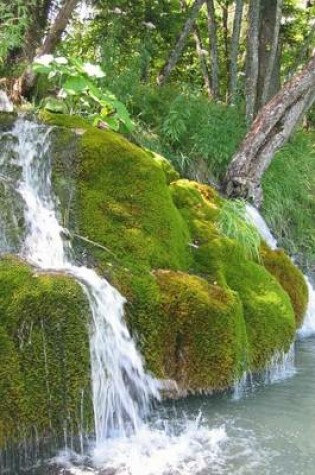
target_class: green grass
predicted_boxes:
[217,199,261,262]
[102,79,247,180]
[262,130,315,269]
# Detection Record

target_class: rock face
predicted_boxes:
[43,111,307,387]
[0,112,308,450]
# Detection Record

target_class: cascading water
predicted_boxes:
[12,118,159,443]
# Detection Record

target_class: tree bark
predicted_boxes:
[257,0,283,109]
[193,25,213,98]
[40,0,79,55]
[245,0,260,124]
[221,2,230,91]
[223,52,315,206]
[228,0,244,104]
[157,0,206,86]
[16,0,79,100]
[24,0,53,61]
[206,0,219,99]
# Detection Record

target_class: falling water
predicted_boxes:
[11,119,159,442]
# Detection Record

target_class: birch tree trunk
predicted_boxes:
[228,0,244,104]
[157,0,206,86]
[245,0,260,124]
[223,52,315,206]
[206,0,219,99]
[193,25,213,98]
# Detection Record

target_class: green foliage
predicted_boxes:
[32,55,134,132]
[262,130,315,268]
[217,199,261,262]
[124,84,246,178]
[0,2,31,64]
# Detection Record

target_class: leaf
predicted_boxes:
[104,116,120,131]
[42,97,68,114]
[32,63,51,74]
[63,75,90,95]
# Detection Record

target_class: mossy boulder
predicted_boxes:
[0,111,308,449]
[38,113,305,394]
[155,270,246,392]
[261,247,308,328]
[0,256,92,446]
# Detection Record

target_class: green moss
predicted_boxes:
[76,127,192,272]
[0,256,92,446]
[0,112,17,130]
[261,247,308,328]
[222,251,296,370]
[34,113,304,394]
[155,271,247,391]
[39,110,92,130]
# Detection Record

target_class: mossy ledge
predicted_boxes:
[0,110,307,445]
[38,112,306,396]
[0,256,92,447]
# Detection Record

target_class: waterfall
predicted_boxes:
[245,204,315,339]
[0,118,231,474]
[9,119,159,443]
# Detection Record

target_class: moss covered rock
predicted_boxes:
[39,112,305,395]
[155,270,246,392]
[0,256,92,445]
[261,247,308,328]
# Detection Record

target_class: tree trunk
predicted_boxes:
[221,2,230,92]
[245,0,260,124]
[40,0,79,55]
[24,0,53,61]
[157,0,206,86]
[16,0,79,100]
[228,0,244,104]
[257,0,283,109]
[206,0,219,99]
[223,52,315,206]
[193,25,213,98]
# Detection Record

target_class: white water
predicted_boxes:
[246,203,315,339]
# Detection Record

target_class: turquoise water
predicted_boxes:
[168,337,315,475]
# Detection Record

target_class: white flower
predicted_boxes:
[54,56,68,65]
[82,62,105,78]
[142,21,156,30]
[34,54,54,66]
